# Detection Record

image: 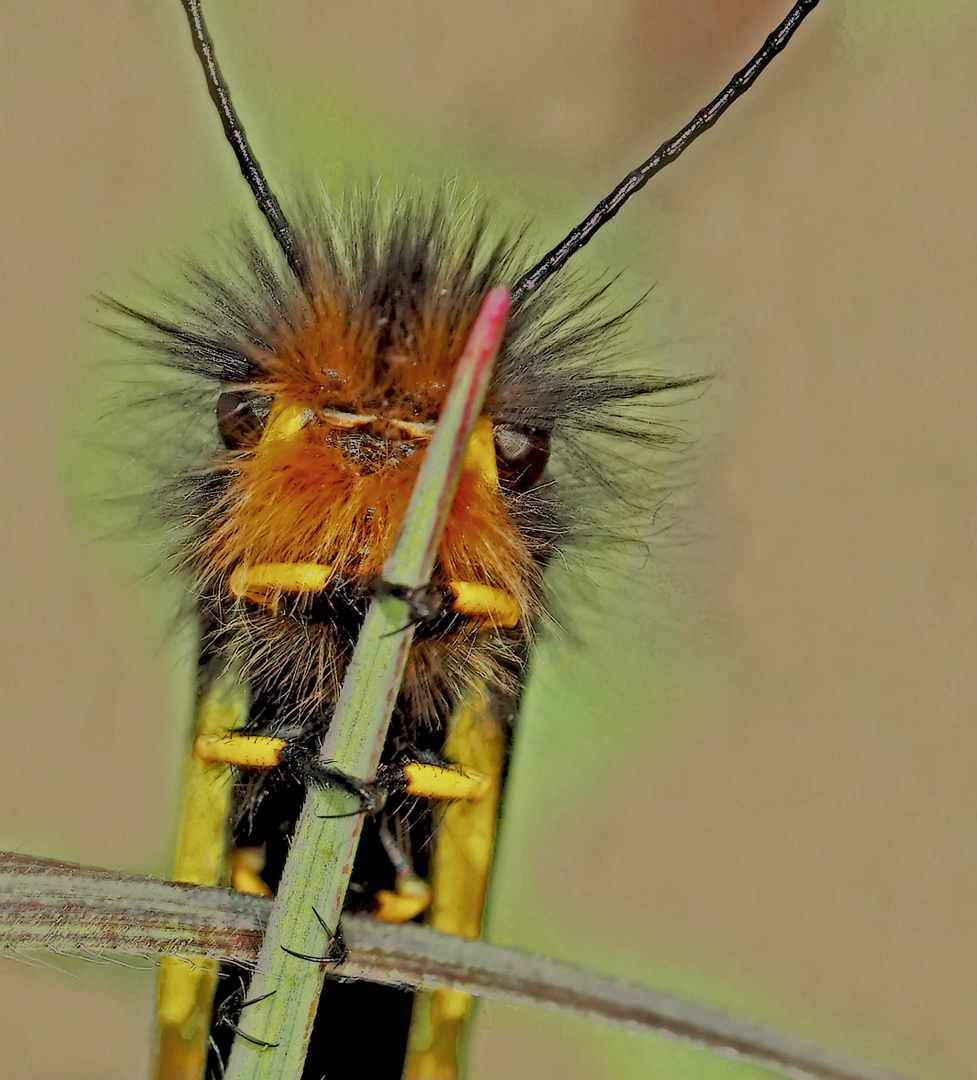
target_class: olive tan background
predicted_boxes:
[1,1,976,1078]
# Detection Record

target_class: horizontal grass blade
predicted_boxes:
[0,852,916,1080]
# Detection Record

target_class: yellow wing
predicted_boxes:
[155,666,247,1080]
[402,684,507,1080]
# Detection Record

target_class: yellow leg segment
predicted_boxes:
[228,845,275,898]
[447,582,520,628]
[399,762,489,802]
[155,668,247,1080]
[402,686,506,1080]
[228,561,333,602]
[260,398,313,444]
[193,732,288,768]
[373,872,435,924]
[460,416,499,490]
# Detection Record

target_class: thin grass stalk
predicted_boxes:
[0,852,916,1080]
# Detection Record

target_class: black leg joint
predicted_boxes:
[280,909,349,965]
[278,743,382,815]
[370,578,455,625]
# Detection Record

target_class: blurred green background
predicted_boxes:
[2,1,977,1077]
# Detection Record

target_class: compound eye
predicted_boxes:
[494,424,550,492]
[217,391,271,449]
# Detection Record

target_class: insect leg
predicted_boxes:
[370,815,435,924]
[372,579,521,630]
[194,732,380,813]
[280,908,348,964]
[381,761,490,804]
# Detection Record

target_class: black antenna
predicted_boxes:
[511,0,822,304]
[178,0,307,284]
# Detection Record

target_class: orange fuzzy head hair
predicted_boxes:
[110,192,687,734]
